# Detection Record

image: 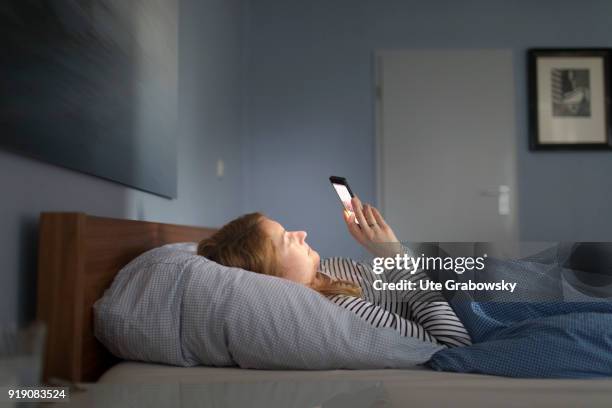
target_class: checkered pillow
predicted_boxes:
[94,245,442,369]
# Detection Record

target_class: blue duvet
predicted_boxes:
[428,300,612,378]
[427,256,612,378]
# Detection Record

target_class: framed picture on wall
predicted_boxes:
[528,49,612,150]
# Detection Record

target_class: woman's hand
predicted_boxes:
[343,196,402,258]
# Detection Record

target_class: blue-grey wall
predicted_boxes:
[243,0,612,259]
[0,0,245,325]
[4,0,612,325]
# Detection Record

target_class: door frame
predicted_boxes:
[373,51,386,214]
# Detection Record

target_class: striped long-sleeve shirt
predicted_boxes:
[320,257,472,348]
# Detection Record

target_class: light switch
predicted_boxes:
[216,159,224,178]
[498,185,510,215]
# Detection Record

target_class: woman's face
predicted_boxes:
[260,217,320,285]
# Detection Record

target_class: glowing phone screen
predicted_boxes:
[332,183,359,224]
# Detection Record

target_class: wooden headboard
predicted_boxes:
[36,212,217,383]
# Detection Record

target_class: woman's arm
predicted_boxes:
[385,264,472,347]
[321,257,471,347]
[327,293,439,344]
[336,196,471,347]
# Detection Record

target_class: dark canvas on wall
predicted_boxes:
[0,0,178,198]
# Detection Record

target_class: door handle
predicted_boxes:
[479,185,510,215]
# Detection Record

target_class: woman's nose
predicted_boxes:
[296,231,307,243]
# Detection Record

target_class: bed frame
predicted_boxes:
[36,212,217,383]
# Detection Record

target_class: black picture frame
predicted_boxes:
[528,48,612,151]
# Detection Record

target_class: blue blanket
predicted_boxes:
[428,301,612,378]
[427,256,612,378]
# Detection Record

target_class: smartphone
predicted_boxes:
[329,176,359,224]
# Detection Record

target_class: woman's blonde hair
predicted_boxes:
[197,212,361,298]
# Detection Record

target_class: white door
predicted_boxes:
[376,50,518,243]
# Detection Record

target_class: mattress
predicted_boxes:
[88,362,612,408]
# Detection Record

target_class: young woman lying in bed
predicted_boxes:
[198,196,471,348]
